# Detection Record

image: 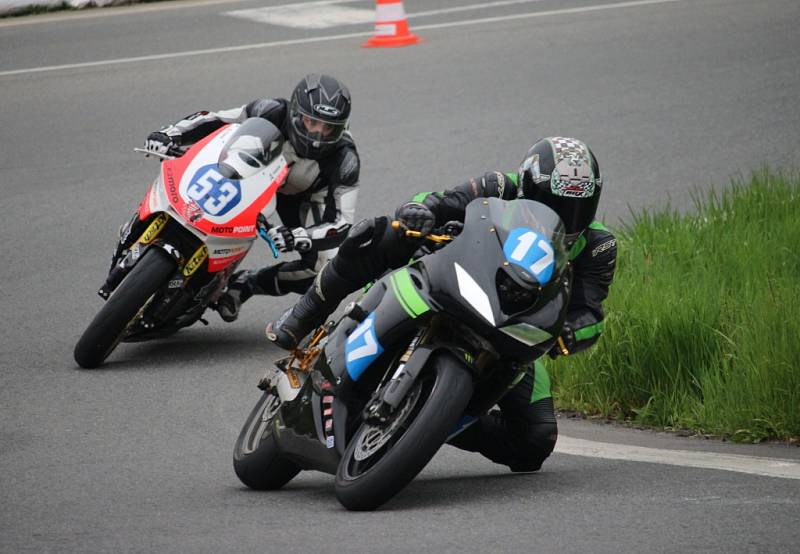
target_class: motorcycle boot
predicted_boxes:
[216,270,261,322]
[266,263,353,350]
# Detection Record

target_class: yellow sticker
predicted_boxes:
[285,368,301,389]
[182,245,208,277]
[139,213,169,244]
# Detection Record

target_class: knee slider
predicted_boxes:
[515,421,558,469]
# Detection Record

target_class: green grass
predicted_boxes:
[549,170,800,443]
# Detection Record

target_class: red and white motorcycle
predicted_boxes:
[74,118,289,369]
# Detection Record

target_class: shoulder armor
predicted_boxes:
[245,98,287,122]
[480,171,517,199]
[337,147,360,186]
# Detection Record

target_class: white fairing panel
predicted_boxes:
[454,262,496,327]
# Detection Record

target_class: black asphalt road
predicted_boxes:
[2,1,799,552]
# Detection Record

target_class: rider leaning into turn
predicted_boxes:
[143,74,360,322]
[264,137,617,473]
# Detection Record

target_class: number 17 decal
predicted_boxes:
[503,227,555,285]
[186,164,242,217]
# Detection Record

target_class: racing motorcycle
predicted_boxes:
[74,118,289,369]
[233,197,572,510]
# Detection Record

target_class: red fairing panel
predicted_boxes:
[159,126,286,239]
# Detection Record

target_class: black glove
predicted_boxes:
[395,202,435,235]
[441,220,464,236]
[144,131,179,155]
[548,325,576,358]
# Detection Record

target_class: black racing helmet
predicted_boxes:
[287,74,351,159]
[518,137,602,243]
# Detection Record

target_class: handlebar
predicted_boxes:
[133,147,183,160]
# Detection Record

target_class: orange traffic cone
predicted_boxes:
[362,0,420,48]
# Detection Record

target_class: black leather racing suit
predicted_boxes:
[318,170,617,471]
[157,98,360,295]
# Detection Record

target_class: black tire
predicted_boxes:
[74,248,175,369]
[233,392,300,490]
[334,352,473,511]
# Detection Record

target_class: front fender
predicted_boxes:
[380,343,476,409]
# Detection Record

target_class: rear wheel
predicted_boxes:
[74,248,176,369]
[233,392,300,490]
[334,353,473,511]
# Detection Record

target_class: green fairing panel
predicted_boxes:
[389,268,430,318]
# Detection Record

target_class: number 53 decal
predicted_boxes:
[503,227,555,285]
[186,164,242,216]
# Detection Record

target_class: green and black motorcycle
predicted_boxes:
[233,197,571,510]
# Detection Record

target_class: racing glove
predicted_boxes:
[268,226,312,253]
[395,202,435,235]
[144,131,180,155]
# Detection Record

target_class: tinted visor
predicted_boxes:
[290,106,347,145]
[535,192,599,236]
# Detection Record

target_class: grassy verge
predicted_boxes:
[549,170,800,443]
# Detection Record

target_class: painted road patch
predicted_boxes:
[227,1,374,29]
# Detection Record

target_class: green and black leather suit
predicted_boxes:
[285,170,617,471]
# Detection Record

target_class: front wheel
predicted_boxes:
[74,248,176,369]
[233,392,300,490]
[334,352,473,511]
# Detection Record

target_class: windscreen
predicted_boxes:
[218,118,284,179]
[489,198,568,288]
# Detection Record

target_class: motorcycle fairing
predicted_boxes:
[419,198,569,360]
[159,125,288,239]
[325,266,433,385]
[343,267,434,379]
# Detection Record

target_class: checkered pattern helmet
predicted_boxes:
[288,74,351,160]
[518,137,603,240]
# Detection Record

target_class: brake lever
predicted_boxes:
[391,220,453,243]
[257,213,280,258]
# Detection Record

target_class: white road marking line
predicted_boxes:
[409,0,557,19]
[409,0,682,32]
[557,436,800,480]
[0,0,681,77]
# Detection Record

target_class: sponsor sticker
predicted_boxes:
[210,225,255,235]
[139,213,168,244]
[183,245,208,277]
[184,200,204,223]
[591,239,617,257]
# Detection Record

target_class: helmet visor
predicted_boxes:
[290,106,347,146]
[530,190,599,236]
